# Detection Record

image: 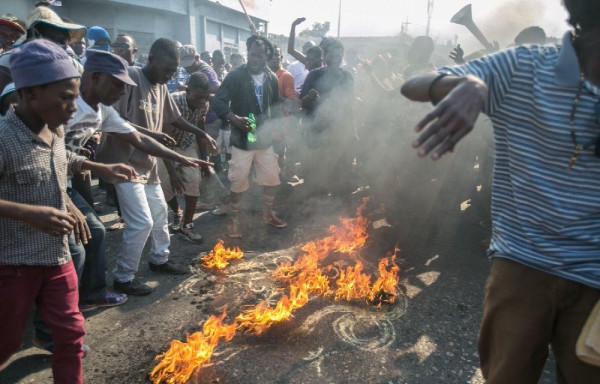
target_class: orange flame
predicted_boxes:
[150,198,401,383]
[150,310,236,383]
[201,239,244,270]
[333,261,372,301]
[369,255,400,307]
[235,284,309,334]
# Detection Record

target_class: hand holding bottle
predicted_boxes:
[247,113,257,143]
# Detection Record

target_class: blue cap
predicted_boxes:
[84,49,136,86]
[9,39,81,90]
[87,26,111,51]
[0,83,15,101]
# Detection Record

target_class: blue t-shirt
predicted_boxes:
[441,32,600,289]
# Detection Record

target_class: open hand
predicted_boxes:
[178,155,214,169]
[449,44,465,64]
[412,76,487,160]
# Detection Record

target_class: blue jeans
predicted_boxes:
[69,188,108,303]
[34,188,107,341]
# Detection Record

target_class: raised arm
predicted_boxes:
[288,18,307,65]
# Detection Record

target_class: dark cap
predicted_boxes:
[84,49,137,86]
[9,39,81,90]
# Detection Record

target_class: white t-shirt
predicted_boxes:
[65,95,136,156]
[251,72,265,112]
[287,60,308,93]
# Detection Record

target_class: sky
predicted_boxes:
[265,0,570,51]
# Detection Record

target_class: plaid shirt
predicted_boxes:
[0,107,86,266]
[169,91,208,150]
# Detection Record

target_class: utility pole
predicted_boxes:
[401,18,411,37]
[426,0,434,36]
[337,0,342,38]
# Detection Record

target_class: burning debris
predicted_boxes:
[200,240,244,270]
[150,199,401,384]
[150,310,236,384]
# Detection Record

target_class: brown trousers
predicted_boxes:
[479,258,600,383]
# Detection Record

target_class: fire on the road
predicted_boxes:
[200,239,244,270]
[150,199,400,383]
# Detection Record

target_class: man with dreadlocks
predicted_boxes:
[401,0,600,382]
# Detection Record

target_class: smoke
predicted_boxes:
[284,59,490,242]
[479,0,559,48]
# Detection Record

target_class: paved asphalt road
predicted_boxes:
[0,143,556,383]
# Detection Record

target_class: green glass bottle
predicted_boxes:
[247,112,257,143]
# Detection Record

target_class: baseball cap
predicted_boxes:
[179,45,197,67]
[26,6,86,45]
[0,83,15,101]
[9,39,81,90]
[0,15,25,34]
[87,26,111,51]
[84,49,136,86]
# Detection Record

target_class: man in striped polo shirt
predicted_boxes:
[401,0,600,382]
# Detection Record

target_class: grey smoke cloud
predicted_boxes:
[454,0,568,51]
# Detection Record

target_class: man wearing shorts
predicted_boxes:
[213,35,286,238]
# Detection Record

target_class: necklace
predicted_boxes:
[567,72,586,171]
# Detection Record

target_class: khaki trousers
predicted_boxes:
[479,258,600,383]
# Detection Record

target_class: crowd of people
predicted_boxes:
[0,0,599,383]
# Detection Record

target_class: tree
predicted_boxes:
[299,21,331,38]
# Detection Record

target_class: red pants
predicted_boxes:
[0,261,85,384]
[479,258,600,383]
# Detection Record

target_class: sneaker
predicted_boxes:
[79,291,128,312]
[32,336,90,357]
[263,213,287,228]
[227,218,243,238]
[197,201,217,210]
[106,217,125,231]
[169,213,183,232]
[149,260,188,275]
[211,205,229,216]
[180,223,203,244]
[113,278,153,296]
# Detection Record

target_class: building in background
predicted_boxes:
[9,0,269,57]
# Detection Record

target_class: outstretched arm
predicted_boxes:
[288,18,307,65]
[401,72,488,160]
[171,117,217,151]
[111,130,211,168]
